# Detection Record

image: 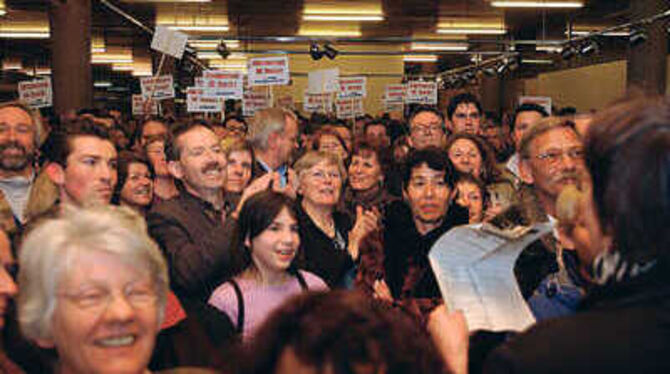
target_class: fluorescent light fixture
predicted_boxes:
[0,10,6,16]
[522,59,554,64]
[189,39,240,49]
[91,47,106,53]
[536,44,562,53]
[197,51,246,60]
[298,29,362,37]
[0,32,50,39]
[437,28,506,35]
[566,30,630,37]
[411,42,468,51]
[167,25,229,32]
[94,81,113,88]
[132,70,153,77]
[403,55,438,62]
[112,63,134,71]
[208,62,247,69]
[2,58,22,70]
[302,14,383,21]
[491,1,584,8]
[92,57,133,64]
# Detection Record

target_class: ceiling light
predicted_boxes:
[309,42,323,60]
[491,1,584,8]
[197,51,245,60]
[560,44,576,60]
[522,59,554,65]
[483,66,497,76]
[0,10,6,16]
[217,41,230,59]
[166,25,229,32]
[0,32,50,39]
[507,57,520,71]
[536,44,562,53]
[579,39,599,55]
[567,30,630,37]
[112,63,134,71]
[403,55,438,62]
[298,27,362,37]
[629,28,648,47]
[496,63,508,75]
[436,28,506,35]
[94,82,112,88]
[189,39,239,49]
[323,43,338,60]
[302,15,383,21]
[411,42,469,51]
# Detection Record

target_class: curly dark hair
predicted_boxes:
[445,132,501,184]
[241,290,445,374]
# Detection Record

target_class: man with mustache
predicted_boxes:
[147,122,235,302]
[0,101,57,237]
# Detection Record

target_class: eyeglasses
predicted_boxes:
[535,148,585,166]
[308,170,341,181]
[59,283,158,314]
[411,124,443,135]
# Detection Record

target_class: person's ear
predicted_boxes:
[167,160,184,180]
[45,162,65,186]
[519,158,534,185]
[244,235,251,248]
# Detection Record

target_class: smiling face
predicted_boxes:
[299,160,342,208]
[44,250,160,374]
[318,134,348,161]
[0,106,36,176]
[224,149,253,193]
[448,138,483,178]
[120,163,153,209]
[403,164,452,227]
[348,151,383,192]
[145,140,168,177]
[248,208,300,276]
[171,126,227,198]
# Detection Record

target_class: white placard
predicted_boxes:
[519,96,552,116]
[186,87,223,113]
[405,81,438,105]
[303,92,333,114]
[150,26,188,59]
[243,90,273,117]
[18,78,52,108]
[247,56,290,86]
[140,75,175,100]
[429,223,553,333]
[384,84,406,103]
[384,101,404,113]
[335,97,364,119]
[337,76,367,99]
[132,95,158,116]
[307,68,340,94]
[196,70,244,99]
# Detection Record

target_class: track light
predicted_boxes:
[560,44,576,60]
[309,42,324,60]
[464,71,476,82]
[579,39,599,55]
[507,56,520,71]
[483,66,497,77]
[496,62,508,75]
[216,41,230,59]
[323,43,338,60]
[629,28,648,47]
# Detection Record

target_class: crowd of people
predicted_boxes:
[0,90,667,373]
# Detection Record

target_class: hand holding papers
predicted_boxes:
[428,222,553,332]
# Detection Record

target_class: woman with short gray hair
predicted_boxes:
[18,205,168,374]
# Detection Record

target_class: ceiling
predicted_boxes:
[0,0,652,99]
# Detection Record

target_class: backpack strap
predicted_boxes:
[296,270,309,291]
[227,279,244,334]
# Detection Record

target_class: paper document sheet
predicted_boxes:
[429,223,552,332]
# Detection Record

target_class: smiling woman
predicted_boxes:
[17,205,168,374]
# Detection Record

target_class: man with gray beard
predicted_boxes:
[0,101,56,237]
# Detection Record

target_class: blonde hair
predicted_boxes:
[293,151,346,182]
[247,108,297,150]
[17,205,169,342]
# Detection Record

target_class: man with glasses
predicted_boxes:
[407,106,447,150]
[446,93,483,135]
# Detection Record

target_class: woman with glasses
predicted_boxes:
[293,151,378,288]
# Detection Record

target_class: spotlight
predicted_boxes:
[323,43,338,60]
[216,41,230,59]
[507,56,520,71]
[579,39,599,55]
[629,28,648,47]
[483,66,497,77]
[464,71,476,82]
[496,62,508,75]
[560,44,576,60]
[309,42,323,60]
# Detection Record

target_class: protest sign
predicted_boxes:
[150,26,188,59]
[243,90,273,117]
[195,70,244,99]
[18,78,52,108]
[186,87,223,113]
[307,68,339,94]
[140,75,175,100]
[337,76,367,99]
[384,84,406,103]
[335,97,364,119]
[132,94,158,116]
[303,92,333,114]
[247,56,290,86]
[405,81,437,105]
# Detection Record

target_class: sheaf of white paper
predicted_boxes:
[428,223,552,332]
[151,26,188,59]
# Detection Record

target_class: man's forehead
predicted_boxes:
[515,110,543,126]
[410,164,446,178]
[69,135,116,157]
[412,111,441,125]
[531,127,581,152]
[0,106,34,124]
[455,103,479,113]
[180,126,217,145]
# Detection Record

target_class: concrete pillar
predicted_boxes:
[626,0,667,96]
[49,0,92,115]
